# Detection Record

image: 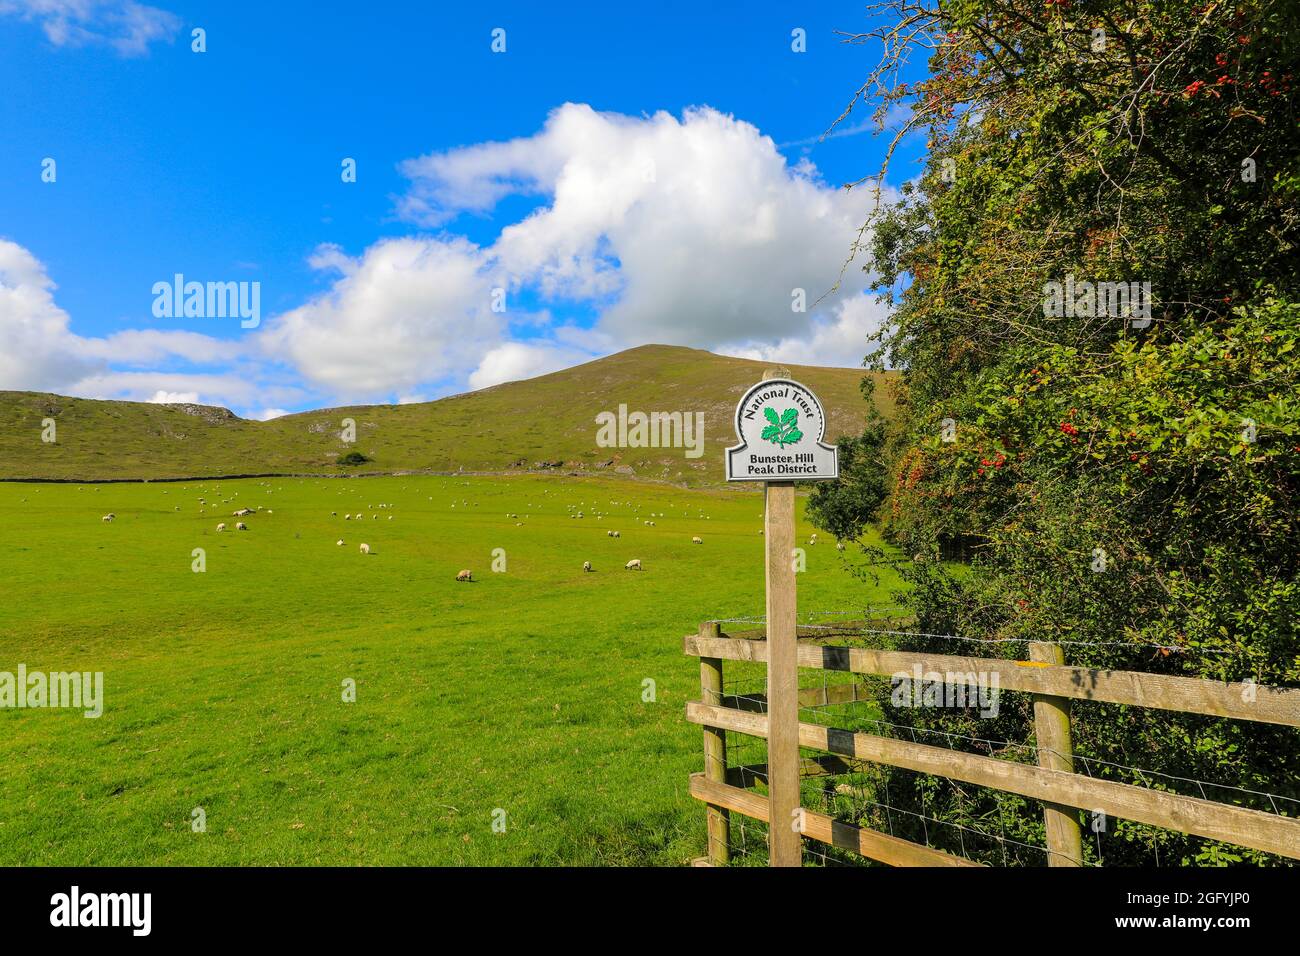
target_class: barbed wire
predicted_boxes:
[709,609,1241,657]
[802,706,1300,815]
[846,794,1105,867]
[717,676,1300,817]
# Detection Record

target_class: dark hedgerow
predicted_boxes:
[812,0,1300,865]
[336,451,371,466]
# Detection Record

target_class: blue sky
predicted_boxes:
[0,1,926,417]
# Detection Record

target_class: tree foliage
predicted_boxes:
[817,0,1299,864]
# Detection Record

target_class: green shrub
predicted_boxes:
[815,0,1300,865]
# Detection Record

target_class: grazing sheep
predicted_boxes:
[809,534,818,545]
[583,561,592,572]
[216,522,227,532]
[837,541,846,552]
[359,543,370,554]
[336,539,344,546]
[692,536,703,544]
[625,559,642,571]
[331,511,337,516]
[613,530,620,538]
[101,514,115,522]
[345,514,352,520]
[235,521,247,531]
[233,508,254,517]
[607,530,615,537]
[456,569,473,582]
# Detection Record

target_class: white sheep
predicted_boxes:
[692,536,703,544]
[583,561,592,572]
[336,539,344,546]
[101,514,115,522]
[625,559,642,571]
[235,521,247,531]
[359,543,370,554]
[456,569,473,582]
[216,522,227,532]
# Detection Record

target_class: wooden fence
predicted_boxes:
[685,620,1300,866]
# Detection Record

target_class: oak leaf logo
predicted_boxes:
[761,407,803,447]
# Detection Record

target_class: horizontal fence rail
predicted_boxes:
[688,773,983,867]
[686,623,1300,866]
[686,701,1300,861]
[684,633,1300,728]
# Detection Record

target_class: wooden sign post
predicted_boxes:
[727,378,838,867]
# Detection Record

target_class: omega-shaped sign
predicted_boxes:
[725,378,839,482]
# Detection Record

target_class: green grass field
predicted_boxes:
[0,474,902,865]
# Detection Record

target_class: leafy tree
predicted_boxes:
[336,451,371,466]
[808,379,892,540]
[814,0,1300,865]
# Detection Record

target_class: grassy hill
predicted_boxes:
[0,345,892,484]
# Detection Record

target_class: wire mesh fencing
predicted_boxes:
[690,610,1300,867]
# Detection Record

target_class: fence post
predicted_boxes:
[764,480,802,866]
[700,621,730,866]
[1029,640,1084,866]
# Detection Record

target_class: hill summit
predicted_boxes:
[0,345,890,483]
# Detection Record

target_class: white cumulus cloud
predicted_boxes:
[255,237,502,402]
[5,104,892,414]
[0,238,283,410]
[147,389,199,404]
[400,103,887,365]
[468,341,592,390]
